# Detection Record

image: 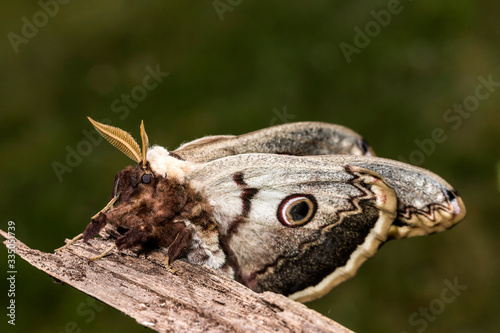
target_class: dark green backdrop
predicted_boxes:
[1,1,499,332]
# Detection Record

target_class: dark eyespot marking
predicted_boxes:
[277,194,318,227]
[141,174,151,184]
[443,189,462,215]
[444,189,456,201]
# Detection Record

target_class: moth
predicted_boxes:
[57,118,466,303]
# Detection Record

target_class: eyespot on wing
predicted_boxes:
[277,194,318,227]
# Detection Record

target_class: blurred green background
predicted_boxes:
[1,1,499,332]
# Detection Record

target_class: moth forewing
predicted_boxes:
[344,157,467,239]
[188,154,399,302]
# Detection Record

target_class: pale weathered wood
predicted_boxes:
[0,229,353,333]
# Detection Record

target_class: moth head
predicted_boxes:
[83,118,193,245]
[87,117,152,195]
[88,118,189,208]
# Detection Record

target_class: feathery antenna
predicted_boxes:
[87,117,142,163]
[140,120,149,169]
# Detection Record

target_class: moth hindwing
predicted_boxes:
[57,119,466,303]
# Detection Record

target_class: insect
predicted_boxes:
[56,118,466,303]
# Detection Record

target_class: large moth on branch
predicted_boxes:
[57,118,466,302]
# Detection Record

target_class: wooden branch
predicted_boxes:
[0,229,352,333]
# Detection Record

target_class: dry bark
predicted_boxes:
[0,229,353,333]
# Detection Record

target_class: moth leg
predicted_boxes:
[115,225,149,250]
[164,255,177,274]
[56,197,118,253]
[89,243,117,261]
[91,197,117,220]
[162,232,181,274]
[54,233,83,252]
[83,212,108,242]
[161,228,192,274]
[83,197,118,242]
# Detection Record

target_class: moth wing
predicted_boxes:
[173,122,374,163]
[187,154,465,302]
[342,156,466,239]
[188,154,398,303]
